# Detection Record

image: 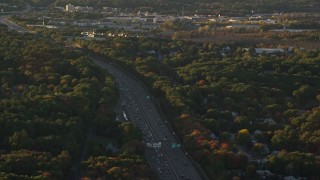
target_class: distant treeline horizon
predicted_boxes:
[2,0,319,14]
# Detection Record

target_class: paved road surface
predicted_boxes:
[0,16,34,33]
[90,56,205,180]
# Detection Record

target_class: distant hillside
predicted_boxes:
[3,0,320,14]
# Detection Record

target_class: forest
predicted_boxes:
[0,27,154,179]
[1,0,320,178]
[79,36,320,179]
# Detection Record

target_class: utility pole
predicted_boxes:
[182,6,184,17]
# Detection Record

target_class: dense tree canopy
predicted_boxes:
[0,28,153,179]
[84,35,320,178]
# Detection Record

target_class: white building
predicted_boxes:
[255,48,285,54]
[65,4,93,12]
[65,4,75,12]
[264,117,277,125]
[75,6,93,12]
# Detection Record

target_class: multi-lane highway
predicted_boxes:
[0,16,34,33]
[0,13,204,179]
[90,57,205,180]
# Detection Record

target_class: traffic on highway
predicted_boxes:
[91,57,205,180]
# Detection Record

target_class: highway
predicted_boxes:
[0,13,205,179]
[90,57,205,180]
[0,16,34,33]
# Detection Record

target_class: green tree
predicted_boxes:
[293,85,316,104]
[237,129,251,145]
[8,130,34,150]
[234,116,250,130]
